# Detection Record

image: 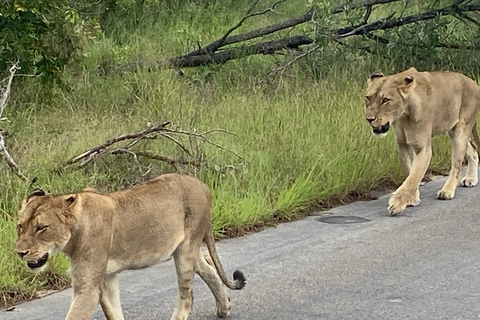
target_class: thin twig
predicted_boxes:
[57,121,245,172]
[162,128,246,162]
[331,0,402,14]
[266,44,321,77]
[0,63,29,182]
[0,63,20,119]
[190,0,287,56]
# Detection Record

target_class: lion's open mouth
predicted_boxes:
[27,253,49,269]
[372,122,390,134]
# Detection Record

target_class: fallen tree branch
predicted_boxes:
[57,122,244,172]
[170,35,313,69]
[189,7,314,56]
[60,122,171,168]
[0,63,29,182]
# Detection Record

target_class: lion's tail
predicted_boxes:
[204,231,246,290]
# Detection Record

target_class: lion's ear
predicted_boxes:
[21,188,46,210]
[368,71,384,85]
[61,194,82,224]
[404,75,414,86]
[400,76,415,96]
[26,188,45,201]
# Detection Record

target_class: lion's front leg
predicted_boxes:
[389,143,432,216]
[66,283,101,320]
[388,187,420,216]
[100,274,125,320]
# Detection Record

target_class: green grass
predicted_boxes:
[0,0,469,307]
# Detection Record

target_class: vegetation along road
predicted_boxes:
[4,173,480,320]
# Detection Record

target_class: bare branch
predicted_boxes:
[265,44,321,77]
[0,132,29,182]
[189,7,314,56]
[0,63,29,182]
[331,0,402,14]
[0,63,19,119]
[193,0,286,56]
[363,5,372,23]
[162,128,246,162]
[60,122,171,168]
[57,121,245,172]
[336,2,480,38]
[454,12,480,27]
[170,36,313,69]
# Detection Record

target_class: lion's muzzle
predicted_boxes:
[372,122,390,135]
[26,253,49,270]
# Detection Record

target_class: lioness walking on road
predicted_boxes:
[365,67,480,216]
[14,174,246,320]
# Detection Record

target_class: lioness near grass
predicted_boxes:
[365,67,480,216]
[14,174,246,320]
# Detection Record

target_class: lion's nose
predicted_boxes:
[366,117,376,124]
[15,250,30,258]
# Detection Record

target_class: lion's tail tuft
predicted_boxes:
[232,270,247,290]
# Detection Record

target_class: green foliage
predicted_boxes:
[0,0,98,83]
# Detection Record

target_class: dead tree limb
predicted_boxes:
[170,35,313,69]
[189,7,314,56]
[0,63,29,182]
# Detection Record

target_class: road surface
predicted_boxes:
[3,173,480,320]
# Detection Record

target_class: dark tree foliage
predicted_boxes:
[0,0,97,83]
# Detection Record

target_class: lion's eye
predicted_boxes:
[382,97,390,103]
[17,224,23,232]
[35,225,48,233]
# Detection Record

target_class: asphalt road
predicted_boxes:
[4,173,480,320]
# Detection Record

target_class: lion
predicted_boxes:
[365,67,480,216]
[14,174,246,320]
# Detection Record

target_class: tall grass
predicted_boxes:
[0,0,466,305]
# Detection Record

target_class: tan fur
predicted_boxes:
[365,67,480,216]
[14,174,245,320]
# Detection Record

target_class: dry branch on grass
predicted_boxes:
[0,63,29,182]
[56,122,244,172]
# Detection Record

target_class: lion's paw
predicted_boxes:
[460,176,478,188]
[216,302,231,318]
[388,189,420,216]
[437,188,455,200]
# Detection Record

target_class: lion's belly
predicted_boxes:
[106,251,174,274]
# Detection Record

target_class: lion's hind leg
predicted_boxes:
[196,250,231,318]
[100,274,125,320]
[170,242,198,320]
[438,128,470,200]
[460,140,479,187]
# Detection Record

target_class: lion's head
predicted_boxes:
[14,189,81,272]
[365,67,418,137]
